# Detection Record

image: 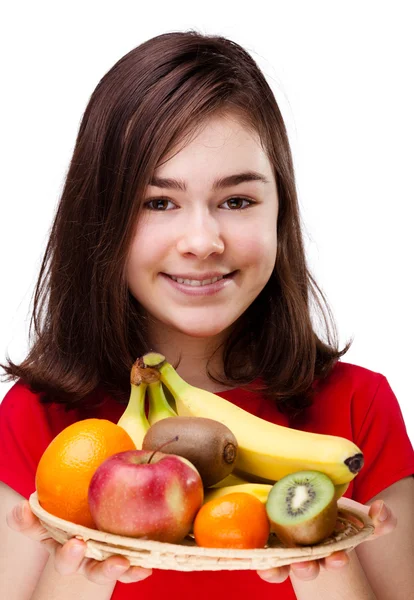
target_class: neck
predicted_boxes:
[146,322,234,393]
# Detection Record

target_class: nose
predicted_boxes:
[176,209,225,259]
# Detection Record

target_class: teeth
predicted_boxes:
[170,275,225,286]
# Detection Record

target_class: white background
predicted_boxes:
[1,1,413,442]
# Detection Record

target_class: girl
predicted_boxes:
[1,31,413,600]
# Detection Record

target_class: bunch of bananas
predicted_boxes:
[117,352,363,503]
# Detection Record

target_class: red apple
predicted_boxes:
[88,449,204,543]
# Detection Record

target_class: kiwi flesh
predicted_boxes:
[142,417,238,487]
[265,471,338,546]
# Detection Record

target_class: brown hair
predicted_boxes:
[2,30,349,415]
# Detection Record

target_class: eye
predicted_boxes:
[144,198,176,211]
[220,197,255,210]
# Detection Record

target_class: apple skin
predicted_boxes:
[88,449,204,543]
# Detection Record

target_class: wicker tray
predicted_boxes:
[29,492,374,571]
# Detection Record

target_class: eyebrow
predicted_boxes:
[148,170,270,192]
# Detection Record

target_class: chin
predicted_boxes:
[167,316,236,339]
[175,324,229,338]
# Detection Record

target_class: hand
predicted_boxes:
[7,500,152,585]
[256,498,397,583]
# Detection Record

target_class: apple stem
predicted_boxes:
[148,435,179,464]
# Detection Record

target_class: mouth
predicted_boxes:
[163,272,236,287]
[160,271,238,296]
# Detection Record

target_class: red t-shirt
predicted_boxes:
[1,361,413,600]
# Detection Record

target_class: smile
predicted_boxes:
[169,275,225,286]
[161,272,237,296]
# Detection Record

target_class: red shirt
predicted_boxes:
[1,361,413,600]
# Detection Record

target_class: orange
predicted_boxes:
[193,492,270,549]
[36,418,135,528]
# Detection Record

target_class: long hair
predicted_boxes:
[2,31,349,414]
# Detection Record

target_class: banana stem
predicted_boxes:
[148,381,177,425]
[142,352,166,368]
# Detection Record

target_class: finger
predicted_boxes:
[54,538,87,576]
[82,556,131,585]
[290,560,320,580]
[117,566,153,583]
[256,565,290,583]
[368,500,397,538]
[319,550,349,571]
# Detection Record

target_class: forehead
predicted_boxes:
[154,113,271,177]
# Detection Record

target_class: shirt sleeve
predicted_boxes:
[0,382,53,499]
[352,375,414,505]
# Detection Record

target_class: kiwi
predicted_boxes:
[142,417,238,487]
[265,471,338,546]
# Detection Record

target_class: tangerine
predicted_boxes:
[193,492,270,549]
[35,418,135,527]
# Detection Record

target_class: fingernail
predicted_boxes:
[110,564,127,574]
[14,504,23,522]
[258,568,286,582]
[260,569,276,579]
[294,562,312,571]
[378,502,389,522]
[293,564,314,575]
[330,559,347,568]
[69,543,84,557]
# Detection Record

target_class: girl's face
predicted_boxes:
[127,113,278,340]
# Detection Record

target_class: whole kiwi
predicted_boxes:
[142,417,238,487]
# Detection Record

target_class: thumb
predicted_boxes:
[6,500,57,546]
[367,499,397,539]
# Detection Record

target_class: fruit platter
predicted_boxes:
[31,352,375,571]
[29,492,373,571]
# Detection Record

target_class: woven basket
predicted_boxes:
[29,492,374,571]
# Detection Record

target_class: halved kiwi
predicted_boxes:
[265,470,338,546]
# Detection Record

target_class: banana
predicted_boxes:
[204,482,273,505]
[212,473,349,501]
[333,481,350,500]
[147,381,177,425]
[211,473,251,488]
[117,360,149,449]
[145,354,364,486]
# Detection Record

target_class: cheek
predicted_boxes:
[126,222,168,284]
[235,227,277,272]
